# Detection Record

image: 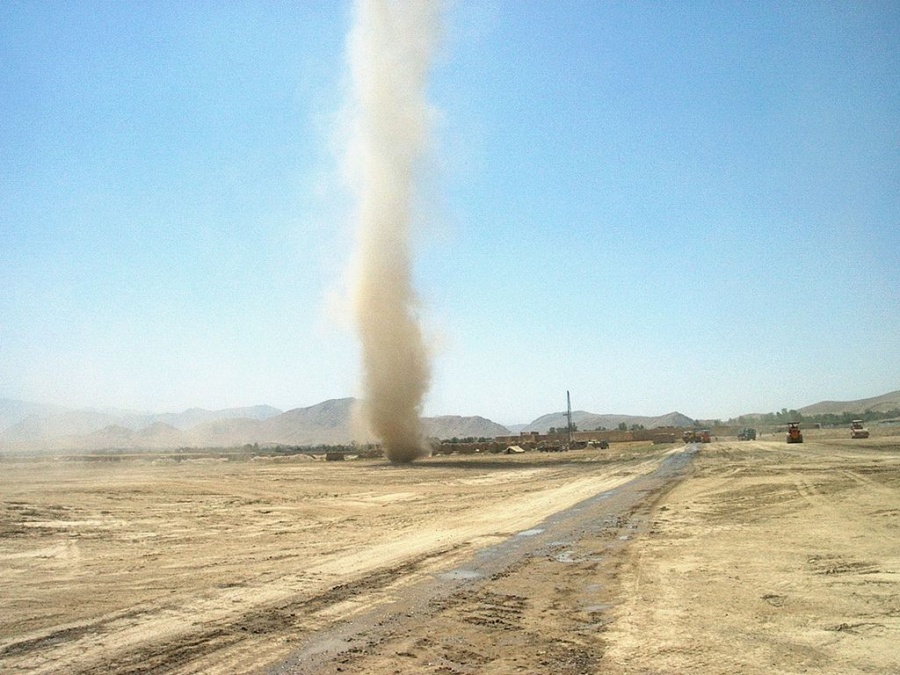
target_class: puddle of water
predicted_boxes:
[517,528,544,537]
[436,569,482,581]
[554,551,604,564]
[301,638,352,657]
[584,603,612,613]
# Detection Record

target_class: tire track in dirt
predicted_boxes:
[1,451,676,674]
[69,546,470,675]
[602,439,900,675]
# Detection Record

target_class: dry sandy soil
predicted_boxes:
[1,431,898,674]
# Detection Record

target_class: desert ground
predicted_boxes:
[1,430,898,674]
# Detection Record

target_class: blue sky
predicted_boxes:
[2,1,898,424]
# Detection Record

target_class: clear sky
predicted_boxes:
[2,1,898,425]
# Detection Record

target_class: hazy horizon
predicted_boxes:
[4,388,899,431]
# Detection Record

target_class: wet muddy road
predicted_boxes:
[270,448,696,675]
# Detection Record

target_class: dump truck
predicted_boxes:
[850,420,870,439]
[786,422,803,443]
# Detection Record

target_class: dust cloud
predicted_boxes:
[346,0,440,463]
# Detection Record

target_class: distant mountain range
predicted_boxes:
[0,398,511,452]
[0,404,282,440]
[0,390,896,452]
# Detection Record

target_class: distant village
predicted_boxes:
[436,427,680,456]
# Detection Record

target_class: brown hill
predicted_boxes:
[146,405,281,431]
[422,415,510,440]
[70,399,510,449]
[525,411,695,433]
[2,410,121,441]
[186,418,264,447]
[254,401,511,446]
[256,398,361,446]
[799,390,900,416]
[79,422,187,450]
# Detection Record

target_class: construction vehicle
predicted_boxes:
[850,420,870,439]
[738,427,757,441]
[683,429,711,443]
[786,422,803,444]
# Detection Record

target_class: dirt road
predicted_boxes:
[0,444,674,673]
[1,433,898,673]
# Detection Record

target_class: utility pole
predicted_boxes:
[566,390,573,449]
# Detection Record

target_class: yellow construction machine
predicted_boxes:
[850,420,870,439]
[786,422,803,443]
